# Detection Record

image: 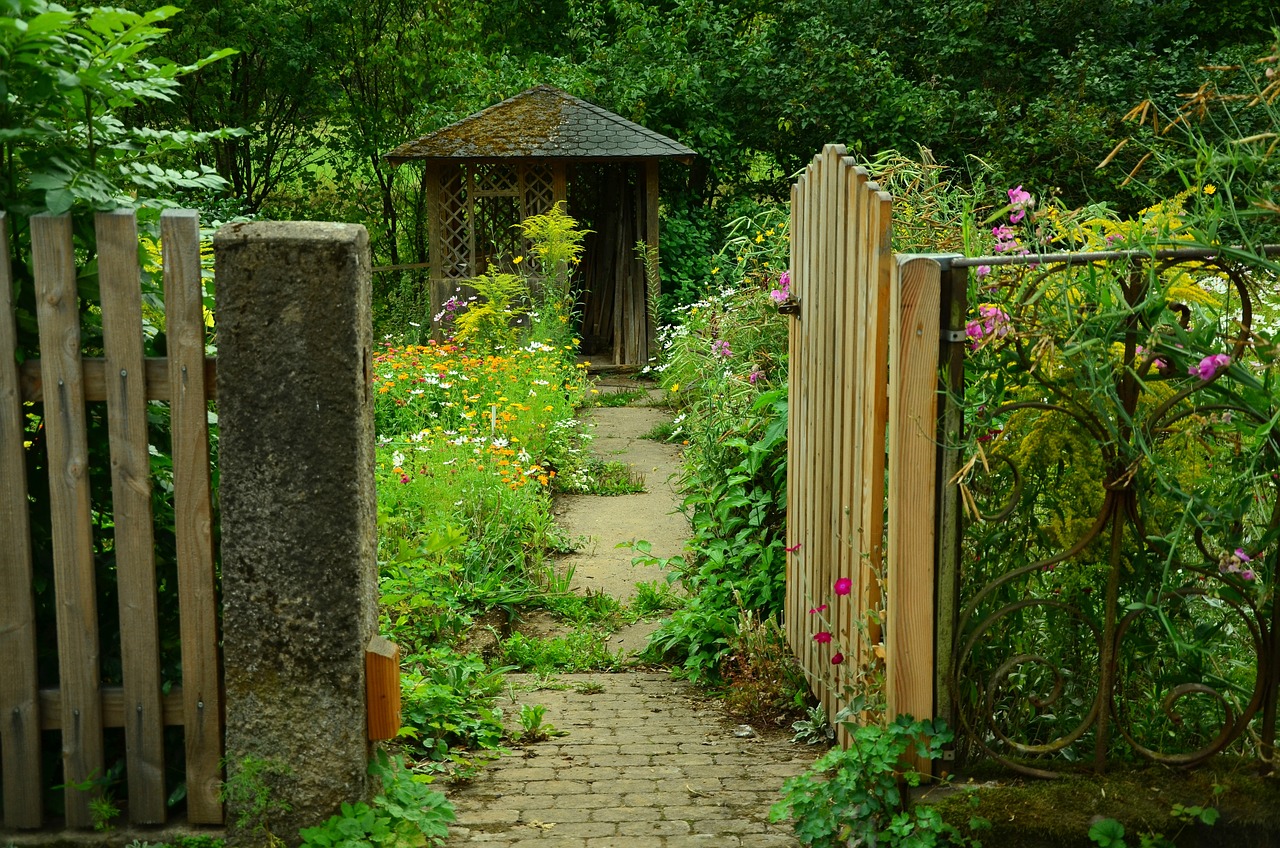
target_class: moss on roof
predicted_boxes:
[384,85,696,164]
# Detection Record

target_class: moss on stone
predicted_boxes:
[919,760,1280,847]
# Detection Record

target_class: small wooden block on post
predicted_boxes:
[365,637,401,741]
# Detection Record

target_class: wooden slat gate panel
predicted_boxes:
[786,147,943,767]
[0,210,223,828]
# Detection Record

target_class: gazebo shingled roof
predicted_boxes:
[384,85,696,164]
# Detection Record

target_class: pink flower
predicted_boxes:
[748,369,762,385]
[1236,548,1252,562]
[833,577,852,596]
[831,653,844,665]
[1008,186,1033,223]
[813,631,832,644]
[975,265,991,278]
[808,604,828,615]
[1242,570,1256,581]
[400,475,410,484]
[770,270,792,303]
[712,339,732,358]
[1188,353,1231,381]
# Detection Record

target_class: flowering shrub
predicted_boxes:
[956,181,1280,765]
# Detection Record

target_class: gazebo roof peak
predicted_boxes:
[384,84,696,165]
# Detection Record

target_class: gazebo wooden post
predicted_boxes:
[644,160,660,359]
[423,163,444,337]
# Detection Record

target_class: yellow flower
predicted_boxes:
[671,383,680,393]
[513,255,524,264]
[755,233,764,243]
[711,267,720,275]
[1203,185,1216,195]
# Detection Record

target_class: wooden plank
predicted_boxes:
[644,160,660,360]
[817,146,839,702]
[39,687,186,729]
[841,165,866,677]
[887,255,942,774]
[97,210,167,824]
[19,356,218,403]
[864,192,894,654]
[32,213,104,828]
[365,637,402,741]
[783,178,793,655]
[0,212,44,829]
[162,210,224,825]
[424,164,444,332]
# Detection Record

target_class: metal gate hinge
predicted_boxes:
[942,328,967,343]
[778,296,801,317]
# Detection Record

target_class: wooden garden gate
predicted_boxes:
[0,210,223,829]
[784,145,965,765]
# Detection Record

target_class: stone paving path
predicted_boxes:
[445,673,812,846]
[444,379,816,845]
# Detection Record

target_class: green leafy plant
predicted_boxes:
[515,703,563,743]
[790,704,835,746]
[220,756,293,848]
[298,750,454,848]
[770,712,987,847]
[496,629,625,673]
[397,650,510,764]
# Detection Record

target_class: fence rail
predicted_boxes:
[0,210,222,829]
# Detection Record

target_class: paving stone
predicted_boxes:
[443,659,814,848]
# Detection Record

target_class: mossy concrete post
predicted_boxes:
[215,222,377,845]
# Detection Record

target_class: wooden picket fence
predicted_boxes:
[785,145,958,769]
[0,210,223,828]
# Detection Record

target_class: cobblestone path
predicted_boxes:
[446,673,812,846]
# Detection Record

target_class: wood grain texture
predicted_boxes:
[162,210,224,824]
[864,192,893,651]
[786,180,801,653]
[39,687,186,730]
[365,638,402,741]
[0,211,44,829]
[19,356,217,402]
[97,209,167,824]
[32,213,104,828]
[644,160,660,360]
[887,255,941,775]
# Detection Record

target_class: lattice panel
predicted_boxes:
[439,168,470,278]
[523,163,556,219]
[474,163,517,195]
[474,195,522,269]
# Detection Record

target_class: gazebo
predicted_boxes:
[384,85,695,367]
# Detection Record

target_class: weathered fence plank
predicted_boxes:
[887,255,942,773]
[0,212,44,829]
[32,213,104,828]
[162,209,224,825]
[98,209,167,824]
[19,356,218,403]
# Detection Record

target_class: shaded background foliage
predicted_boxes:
[107,0,1277,305]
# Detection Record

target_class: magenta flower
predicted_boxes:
[831,653,844,665]
[712,339,732,358]
[1008,185,1033,223]
[1236,548,1252,562]
[770,270,793,304]
[748,369,762,385]
[813,631,832,644]
[834,577,853,596]
[400,474,410,484]
[975,265,992,279]
[808,604,828,615]
[785,543,801,553]
[1242,570,1256,581]
[1188,353,1231,381]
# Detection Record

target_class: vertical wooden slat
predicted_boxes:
[887,255,941,774]
[863,192,893,654]
[644,159,660,360]
[830,155,852,697]
[32,213,104,828]
[799,157,818,702]
[162,210,223,824]
[786,179,801,654]
[842,167,867,676]
[820,147,841,702]
[424,165,444,336]
[0,212,45,829]
[98,210,166,824]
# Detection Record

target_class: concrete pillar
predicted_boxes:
[214,222,377,844]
